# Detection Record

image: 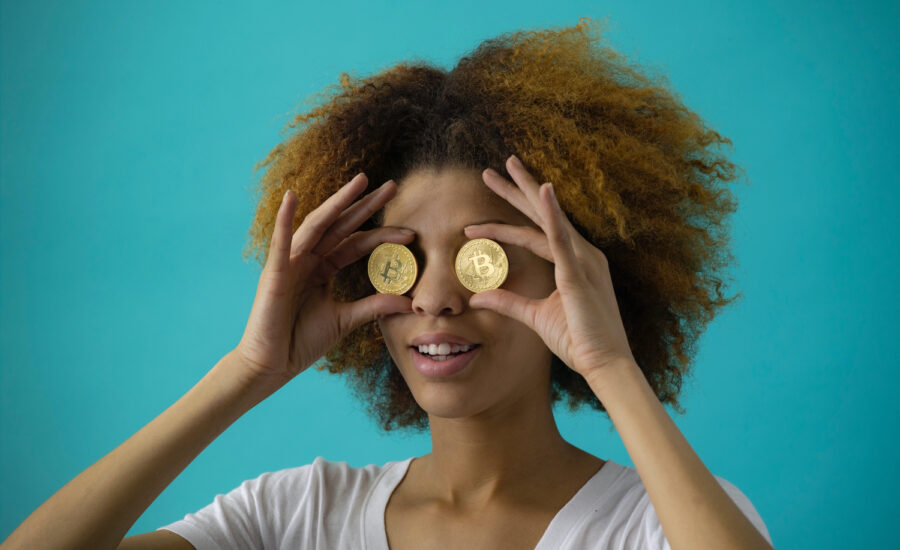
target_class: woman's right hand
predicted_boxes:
[232,173,414,390]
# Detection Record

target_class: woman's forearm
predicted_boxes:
[587,361,773,550]
[1,351,276,550]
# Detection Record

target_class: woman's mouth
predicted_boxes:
[409,344,481,377]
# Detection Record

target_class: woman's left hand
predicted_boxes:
[464,154,636,384]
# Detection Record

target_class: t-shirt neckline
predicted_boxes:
[362,456,621,550]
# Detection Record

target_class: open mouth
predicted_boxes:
[410,343,481,361]
[409,343,482,377]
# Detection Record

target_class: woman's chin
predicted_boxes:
[411,386,483,418]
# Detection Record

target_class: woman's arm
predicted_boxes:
[0,351,277,550]
[587,361,774,550]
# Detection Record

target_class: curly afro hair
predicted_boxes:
[241,16,745,433]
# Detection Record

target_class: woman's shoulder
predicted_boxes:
[305,455,413,485]
[248,455,415,498]
[583,460,772,547]
[177,456,415,522]
[156,457,416,548]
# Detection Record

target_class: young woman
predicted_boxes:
[2,18,774,550]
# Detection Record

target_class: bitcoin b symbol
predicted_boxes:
[455,238,508,293]
[468,253,495,278]
[380,259,402,284]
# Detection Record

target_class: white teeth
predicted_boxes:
[417,343,475,356]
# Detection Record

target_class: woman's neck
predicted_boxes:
[413,394,603,509]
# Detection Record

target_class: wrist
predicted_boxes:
[208,351,286,410]
[585,358,644,401]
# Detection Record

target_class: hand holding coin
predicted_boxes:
[234,173,414,389]
[462,155,638,384]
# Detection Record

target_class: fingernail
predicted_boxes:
[510,154,521,166]
[400,228,415,234]
[548,183,556,200]
[484,168,499,177]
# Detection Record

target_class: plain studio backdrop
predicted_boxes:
[1,1,897,548]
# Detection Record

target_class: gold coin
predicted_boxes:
[455,238,508,293]
[368,242,417,295]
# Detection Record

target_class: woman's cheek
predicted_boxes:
[377,319,397,354]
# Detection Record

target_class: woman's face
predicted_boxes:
[377,165,557,419]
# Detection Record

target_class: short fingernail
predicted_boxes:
[510,154,521,166]
[484,168,499,177]
[400,228,415,234]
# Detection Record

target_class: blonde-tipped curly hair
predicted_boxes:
[241,16,745,433]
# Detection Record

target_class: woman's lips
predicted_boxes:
[410,345,481,377]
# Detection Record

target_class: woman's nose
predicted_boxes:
[409,259,468,316]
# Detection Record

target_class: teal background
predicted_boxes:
[2,1,897,547]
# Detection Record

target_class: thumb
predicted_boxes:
[468,289,538,329]
[337,293,413,335]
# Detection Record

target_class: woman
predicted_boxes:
[2,18,773,550]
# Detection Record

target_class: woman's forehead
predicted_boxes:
[382,166,528,229]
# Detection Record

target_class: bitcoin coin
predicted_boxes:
[368,243,417,295]
[455,238,508,293]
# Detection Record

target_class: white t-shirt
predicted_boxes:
[157,456,773,549]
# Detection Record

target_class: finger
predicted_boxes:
[336,292,413,337]
[468,288,541,330]
[312,179,397,256]
[265,190,296,274]
[506,155,590,252]
[313,226,416,282]
[481,168,543,228]
[291,173,369,257]
[540,183,584,285]
[463,223,552,263]
[505,155,545,218]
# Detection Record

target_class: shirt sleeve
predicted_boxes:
[155,467,310,550]
[641,475,774,549]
